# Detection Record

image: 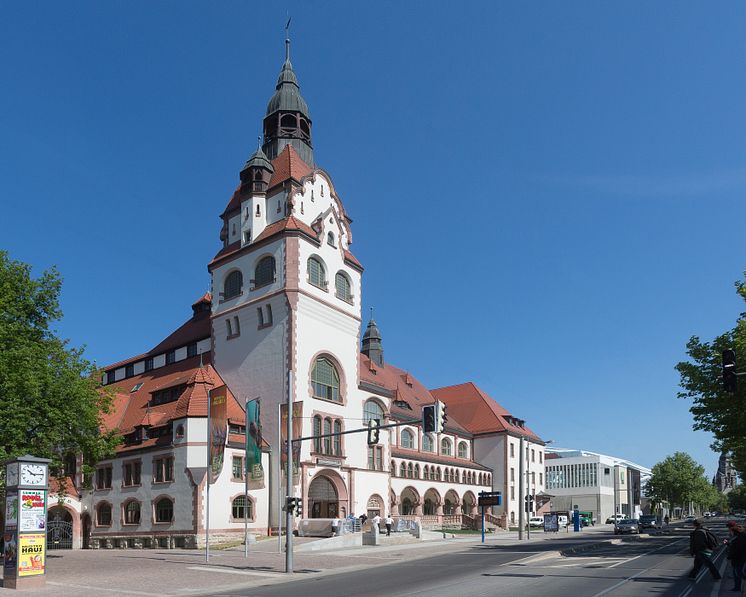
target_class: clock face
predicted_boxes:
[20,463,47,487]
[6,462,19,486]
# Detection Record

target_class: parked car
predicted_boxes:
[685,515,697,524]
[614,519,640,535]
[638,515,660,531]
[578,511,596,526]
[703,512,711,517]
[606,514,626,524]
[528,516,544,528]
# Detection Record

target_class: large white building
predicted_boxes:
[50,40,547,549]
[544,448,651,523]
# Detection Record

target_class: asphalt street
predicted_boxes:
[206,522,735,597]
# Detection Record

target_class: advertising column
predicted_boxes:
[2,455,50,590]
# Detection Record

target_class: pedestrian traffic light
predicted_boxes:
[422,405,436,433]
[524,494,534,513]
[285,496,302,516]
[723,349,737,393]
[436,401,447,433]
[294,498,303,517]
[367,419,380,445]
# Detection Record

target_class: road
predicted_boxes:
[207,520,735,597]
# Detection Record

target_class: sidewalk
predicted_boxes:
[0,525,622,597]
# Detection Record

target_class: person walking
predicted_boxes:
[331,515,340,537]
[385,514,393,537]
[372,513,382,532]
[688,520,722,580]
[727,524,746,592]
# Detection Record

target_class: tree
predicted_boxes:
[645,452,714,513]
[676,272,746,477]
[0,251,119,490]
[728,485,746,512]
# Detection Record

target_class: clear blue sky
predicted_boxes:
[2,2,745,478]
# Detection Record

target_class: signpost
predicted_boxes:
[2,455,51,591]
[477,491,502,544]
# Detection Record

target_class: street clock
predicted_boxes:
[19,463,47,487]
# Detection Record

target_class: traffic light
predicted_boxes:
[422,405,436,433]
[367,419,380,445]
[436,400,447,433]
[285,496,303,516]
[524,494,534,513]
[723,349,737,393]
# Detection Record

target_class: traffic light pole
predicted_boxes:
[285,371,294,574]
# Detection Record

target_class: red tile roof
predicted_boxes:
[221,185,242,217]
[343,249,363,271]
[268,145,313,190]
[358,354,471,436]
[252,215,319,244]
[49,476,80,499]
[390,448,491,471]
[430,382,543,441]
[102,352,246,455]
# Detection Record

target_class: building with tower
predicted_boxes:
[713,452,739,494]
[52,39,546,550]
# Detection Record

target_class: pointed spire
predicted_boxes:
[285,17,291,62]
[362,317,384,367]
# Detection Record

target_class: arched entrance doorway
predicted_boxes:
[444,490,460,516]
[309,475,338,518]
[462,491,476,516]
[423,488,441,516]
[399,487,419,516]
[47,506,73,550]
[366,494,383,519]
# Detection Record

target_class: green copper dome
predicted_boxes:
[265,59,310,117]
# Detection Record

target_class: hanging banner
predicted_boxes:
[18,534,45,577]
[280,401,303,466]
[18,490,46,532]
[245,399,263,475]
[209,386,228,484]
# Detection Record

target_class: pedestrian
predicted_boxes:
[372,513,382,532]
[727,524,746,592]
[664,515,670,526]
[688,520,722,580]
[385,514,393,537]
[331,515,340,537]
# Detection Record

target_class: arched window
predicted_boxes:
[444,469,450,482]
[311,357,340,402]
[423,466,429,480]
[400,463,406,477]
[254,256,276,288]
[281,114,296,128]
[333,420,342,455]
[436,467,441,481]
[124,500,140,525]
[407,463,414,479]
[323,418,332,454]
[458,441,468,459]
[422,434,434,452]
[155,498,173,523]
[363,399,383,425]
[308,257,326,288]
[455,470,461,483]
[223,270,243,299]
[313,415,322,453]
[390,460,396,476]
[335,271,352,302]
[441,438,452,456]
[414,464,420,479]
[96,503,112,526]
[232,495,253,520]
[400,429,414,449]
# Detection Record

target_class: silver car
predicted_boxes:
[614,519,640,535]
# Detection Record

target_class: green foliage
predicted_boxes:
[0,251,119,489]
[729,485,746,512]
[645,452,715,512]
[676,272,746,477]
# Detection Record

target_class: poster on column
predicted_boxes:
[3,491,18,576]
[208,386,228,483]
[18,490,46,532]
[18,534,45,576]
[245,398,263,477]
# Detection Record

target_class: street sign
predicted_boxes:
[478,491,502,507]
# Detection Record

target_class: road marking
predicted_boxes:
[186,565,281,577]
[606,536,687,568]
[47,582,165,596]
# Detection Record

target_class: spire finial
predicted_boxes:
[257,135,262,151]
[285,17,291,62]
[370,307,374,321]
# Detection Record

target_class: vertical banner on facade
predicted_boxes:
[245,398,263,477]
[280,401,303,468]
[209,386,228,484]
[18,490,46,532]
[17,534,45,577]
